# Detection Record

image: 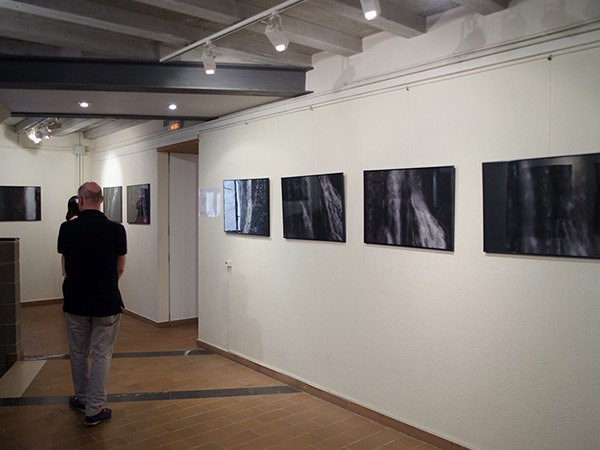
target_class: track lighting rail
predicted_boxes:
[160,0,307,64]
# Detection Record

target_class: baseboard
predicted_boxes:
[123,309,197,328]
[196,339,469,450]
[20,298,62,307]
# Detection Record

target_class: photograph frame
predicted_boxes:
[103,186,122,223]
[281,172,346,243]
[0,186,41,221]
[127,183,150,225]
[364,166,455,251]
[483,152,600,259]
[223,178,270,237]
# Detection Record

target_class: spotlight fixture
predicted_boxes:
[202,41,217,75]
[26,119,61,144]
[168,103,178,111]
[46,119,61,133]
[265,13,289,52]
[27,128,42,144]
[78,101,91,108]
[360,0,381,20]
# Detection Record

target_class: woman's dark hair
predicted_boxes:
[66,195,79,221]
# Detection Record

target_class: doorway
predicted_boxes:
[168,152,198,321]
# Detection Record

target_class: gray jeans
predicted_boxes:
[65,313,121,416]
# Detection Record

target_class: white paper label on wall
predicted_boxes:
[199,188,221,217]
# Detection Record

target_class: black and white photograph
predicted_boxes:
[0,186,41,221]
[223,178,270,236]
[103,186,122,223]
[483,152,600,258]
[127,183,150,225]
[281,172,345,242]
[364,167,455,251]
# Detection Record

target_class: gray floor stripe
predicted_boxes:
[22,349,211,361]
[0,385,300,407]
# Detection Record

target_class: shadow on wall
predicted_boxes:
[333,57,358,92]
[584,0,600,17]
[455,14,486,54]
[543,0,575,30]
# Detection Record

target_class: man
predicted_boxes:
[57,182,127,426]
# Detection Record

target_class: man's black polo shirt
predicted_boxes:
[58,209,127,317]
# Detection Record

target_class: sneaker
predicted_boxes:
[68,396,86,413]
[84,408,112,426]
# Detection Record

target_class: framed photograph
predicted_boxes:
[0,186,41,221]
[223,178,270,236]
[103,186,122,223]
[364,166,455,251]
[483,152,600,258]
[281,172,345,242]
[127,183,150,224]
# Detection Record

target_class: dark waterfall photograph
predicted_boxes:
[127,183,150,225]
[483,152,600,258]
[364,166,455,251]
[103,186,122,223]
[0,186,41,221]
[281,172,346,242]
[223,178,270,236]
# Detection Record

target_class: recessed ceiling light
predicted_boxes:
[168,103,177,110]
[78,101,91,108]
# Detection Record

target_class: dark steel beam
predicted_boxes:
[10,112,219,121]
[0,56,312,97]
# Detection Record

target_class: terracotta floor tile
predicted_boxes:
[218,418,262,436]
[117,437,162,449]
[192,443,225,450]
[313,419,355,438]
[80,436,129,449]
[212,429,260,448]
[156,440,194,450]
[272,430,323,448]
[378,434,426,449]
[284,409,324,425]
[190,415,234,433]
[186,427,229,446]
[153,426,198,445]
[249,419,294,437]
[254,408,295,424]
[347,427,408,450]
[312,431,358,449]
[344,419,387,440]
[312,407,356,426]
[120,425,168,445]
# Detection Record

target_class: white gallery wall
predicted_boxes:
[196,1,600,449]
[0,130,89,302]
[91,124,200,323]
[92,146,162,321]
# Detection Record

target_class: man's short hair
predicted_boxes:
[78,184,103,203]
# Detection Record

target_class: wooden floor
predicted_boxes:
[0,303,440,449]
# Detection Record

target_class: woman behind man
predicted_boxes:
[66,195,79,221]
